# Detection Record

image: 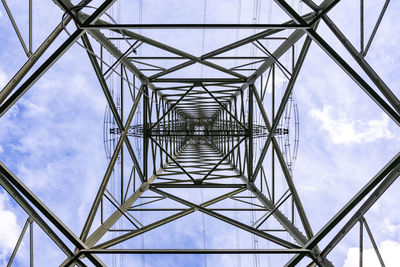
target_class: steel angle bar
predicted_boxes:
[219,158,332,267]
[255,192,292,229]
[129,208,268,211]
[252,32,314,181]
[233,1,343,98]
[274,0,400,126]
[79,248,310,255]
[151,188,299,249]
[80,23,311,29]
[320,161,400,260]
[285,152,400,266]
[211,140,310,243]
[103,192,141,229]
[86,28,151,86]
[201,12,315,60]
[233,28,306,98]
[150,85,195,130]
[0,181,87,267]
[103,41,139,77]
[83,143,189,249]
[152,78,244,83]
[247,29,304,84]
[232,168,308,246]
[308,0,339,25]
[253,41,292,77]
[80,90,143,242]
[363,0,390,56]
[248,86,254,180]
[80,34,145,183]
[0,164,104,266]
[0,16,73,105]
[149,136,196,182]
[302,0,400,115]
[81,34,124,130]
[77,13,247,80]
[129,197,165,209]
[150,184,246,188]
[94,188,246,249]
[200,137,246,182]
[1,0,29,56]
[149,61,197,80]
[201,85,245,129]
[0,0,116,117]
[362,218,386,267]
[7,217,31,267]
[53,0,82,25]
[252,86,316,242]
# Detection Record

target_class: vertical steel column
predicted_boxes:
[143,86,148,181]
[30,220,33,267]
[271,64,275,203]
[29,0,32,55]
[248,84,254,181]
[360,0,364,53]
[359,219,363,267]
[120,64,124,204]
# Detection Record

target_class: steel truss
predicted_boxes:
[0,0,397,266]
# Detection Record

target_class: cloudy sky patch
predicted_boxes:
[310,105,395,144]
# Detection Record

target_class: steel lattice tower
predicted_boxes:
[0,0,398,266]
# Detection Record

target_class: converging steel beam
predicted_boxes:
[251,32,315,181]
[302,0,400,115]
[319,158,400,260]
[0,0,116,117]
[0,163,105,266]
[84,143,189,248]
[81,34,145,184]
[252,87,316,244]
[210,142,333,267]
[274,0,400,126]
[77,13,248,80]
[80,89,143,242]
[151,187,299,249]
[83,188,246,253]
[285,152,400,266]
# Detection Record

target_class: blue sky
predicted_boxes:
[1,0,400,266]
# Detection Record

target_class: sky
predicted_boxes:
[0,0,400,266]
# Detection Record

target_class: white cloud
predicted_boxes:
[378,218,400,235]
[343,240,400,267]
[0,192,21,263]
[309,105,395,144]
[0,67,7,87]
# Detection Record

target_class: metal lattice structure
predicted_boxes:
[0,0,398,266]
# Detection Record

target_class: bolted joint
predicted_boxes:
[246,181,257,192]
[194,179,203,185]
[139,182,150,192]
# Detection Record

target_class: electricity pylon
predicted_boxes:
[0,0,398,266]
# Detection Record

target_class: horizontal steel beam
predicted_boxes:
[150,183,246,188]
[80,248,311,254]
[80,23,311,29]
